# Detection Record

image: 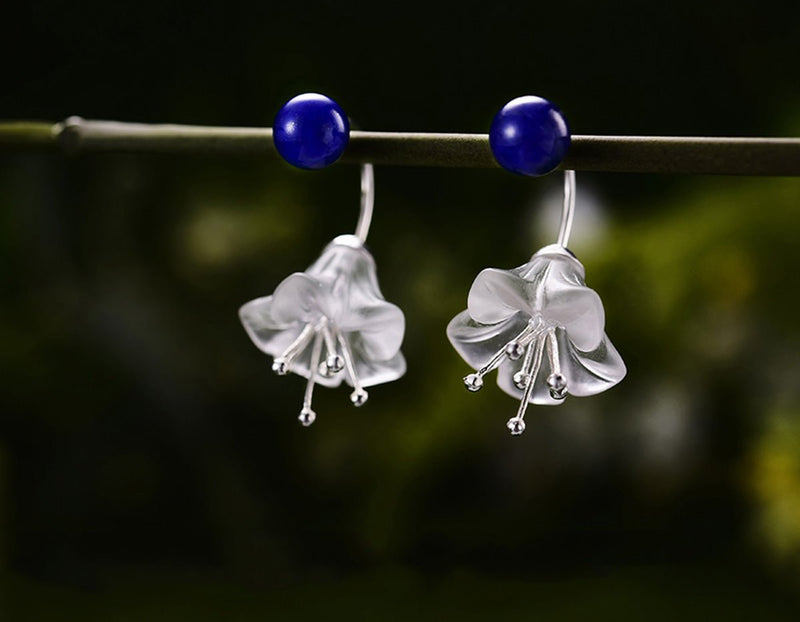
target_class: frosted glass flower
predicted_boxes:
[447,244,625,435]
[240,234,405,426]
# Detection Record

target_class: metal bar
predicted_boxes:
[0,121,58,149]
[57,117,273,155]
[0,117,799,176]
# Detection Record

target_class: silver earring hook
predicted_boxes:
[556,170,576,248]
[354,163,374,243]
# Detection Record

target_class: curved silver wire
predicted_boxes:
[354,163,374,243]
[556,170,576,248]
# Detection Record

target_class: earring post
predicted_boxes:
[557,171,576,248]
[2,118,800,176]
[354,163,374,243]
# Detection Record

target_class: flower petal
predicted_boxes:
[495,328,625,403]
[354,350,407,388]
[467,268,532,324]
[542,276,605,351]
[304,239,406,362]
[239,295,297,355]
[270,272,327,325]
[560,331,627,396]
[240,235,408,394]
[343,301,405,361]
[447,309,530,369]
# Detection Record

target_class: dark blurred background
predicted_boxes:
[2,1,800,619]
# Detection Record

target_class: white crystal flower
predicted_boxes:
[447,244,625,435]
[240,234,406,426]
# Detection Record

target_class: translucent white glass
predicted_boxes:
[447,244,626,408]
[240,234,405,424]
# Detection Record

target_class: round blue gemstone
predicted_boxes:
[489,96,571,176]
[273,93,350,170]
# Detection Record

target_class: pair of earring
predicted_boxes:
[239,93,626,434]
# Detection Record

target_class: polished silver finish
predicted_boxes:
[272,359,289,375]
[350,389,368,407]
[337,333,367,407]
[505,341,525,361]
[298,408,316,427]
[355,163,374,243]
[463,373,484,392]
[557,170,576,248]
[506,417,526,435]
[508,335,546,436]
[513,333,538,390]
[321,323,344,373]
[300,329,325,425]
[274,323,315,375]
[462,318,543,393]
[545,328,567,400]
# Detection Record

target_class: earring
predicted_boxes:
[447,95,626,436]
[240,94,406,427]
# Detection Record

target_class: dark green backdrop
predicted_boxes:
[2,2,800,619]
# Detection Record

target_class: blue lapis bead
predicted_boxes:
[489,96,571,176]
[273,93,350,170]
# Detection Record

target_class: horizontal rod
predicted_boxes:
[0,117,799,175]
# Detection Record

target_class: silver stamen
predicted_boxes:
[337,332,369,407]
[321,322,344,373]
[463,317,542,392]
[318,361,333,378]
[545,328,567,400]
[298,328,324,427]
[513,337,538,390]
[507,334,545,436]
[505,341,525,360]
[273,323,315,375]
